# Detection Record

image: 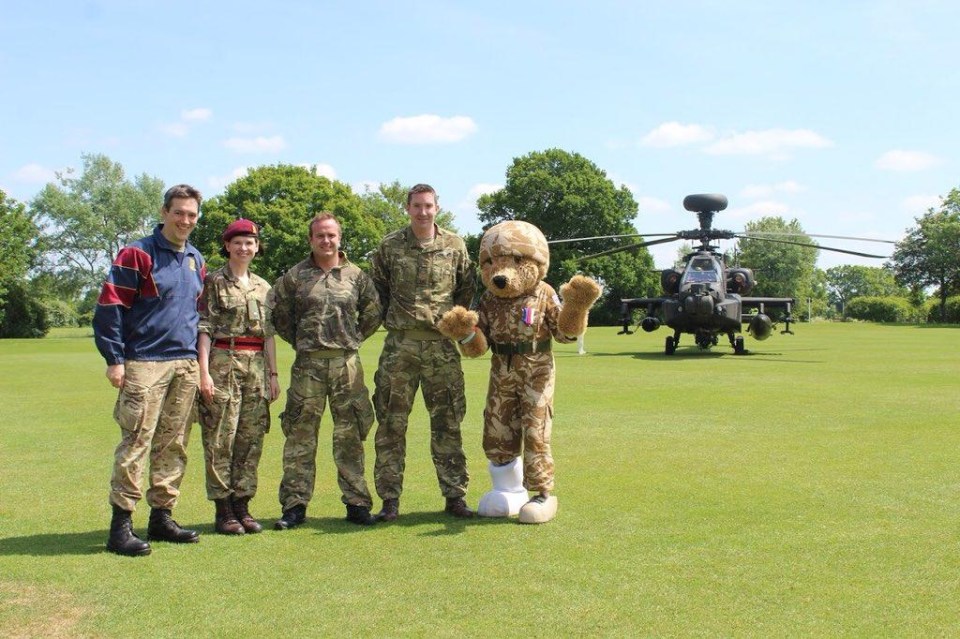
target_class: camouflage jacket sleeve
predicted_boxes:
[453,238,478,309]
[197,272,218,335]
[370,243,390,321]
[542,282,576,344]
[268,267,298,345]
[357,269,382,340]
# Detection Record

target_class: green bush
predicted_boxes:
[923,295,960,323]
[0,282,50,337]
[846,296,918,323]
[42,297,80,327]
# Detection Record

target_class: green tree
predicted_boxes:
[358,180,456,234]
[891,188,960,322]
[824,264,905,316]
[477,148,658,324]
[737,217,818,306]
[0,190,42,327]
[194,164,382,283]
[30,153,165,294]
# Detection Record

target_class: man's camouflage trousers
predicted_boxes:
[278,350,375,509]
[109,359,199,512]
[483,352,555,493]
[373,333,469,500]
[197,348,270,501]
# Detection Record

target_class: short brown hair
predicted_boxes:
[407,183,437,206]
[163,184,202,210]
[308,212,341,237]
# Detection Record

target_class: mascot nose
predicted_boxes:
[492,275,508,289]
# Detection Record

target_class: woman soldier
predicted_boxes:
[197,219,280,534]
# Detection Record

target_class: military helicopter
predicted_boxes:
[564,193,890,355]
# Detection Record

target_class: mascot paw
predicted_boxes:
[478,459,528,517]
[437,306,478,341]
[560,275,602,308]
[518,494,558,524]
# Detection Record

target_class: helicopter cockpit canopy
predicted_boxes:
[682,256,720,284]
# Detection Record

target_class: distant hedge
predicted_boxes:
[922,295,960,323]
[846,296,918,323]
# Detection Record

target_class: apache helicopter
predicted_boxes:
[565,193,890,355]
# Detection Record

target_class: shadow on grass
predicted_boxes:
[0,530,106,556]
[300,510,502,538]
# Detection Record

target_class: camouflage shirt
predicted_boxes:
[477,281,575,346]
[268,252,381,352]
[371,225,477,332]
[198,266,273,338]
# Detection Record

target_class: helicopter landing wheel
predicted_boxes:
[665,336,676,355]
[734,336,745,355]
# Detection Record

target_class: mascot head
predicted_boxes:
[478,220,550,298]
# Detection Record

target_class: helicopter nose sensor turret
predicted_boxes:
[747,313,773,340]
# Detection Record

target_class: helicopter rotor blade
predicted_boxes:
[577,236,679,262]
[743,231,897,245]
[735,234,889,259]
[547,233,676,245]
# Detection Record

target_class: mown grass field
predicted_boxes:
[1,322,958,637]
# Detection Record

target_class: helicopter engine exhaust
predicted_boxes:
[641,316,661,332]
[747,313,773,340]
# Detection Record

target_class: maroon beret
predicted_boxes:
[222,218,259,242]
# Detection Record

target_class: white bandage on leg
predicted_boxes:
[518,495,558,524]
[477,458,528,517]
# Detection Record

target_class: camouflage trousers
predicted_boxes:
[373,332,469,500]
[109,359,199,512]
[279,350,375,510]
[483,352,555,493]
[197,348,270,501]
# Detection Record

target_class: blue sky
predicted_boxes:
[2,1,957,268]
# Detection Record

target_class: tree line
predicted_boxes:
[2,150,959,338]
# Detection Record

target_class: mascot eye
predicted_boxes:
[482,258,492,266]
[513,256,522,265]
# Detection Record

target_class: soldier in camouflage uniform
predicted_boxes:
[197,218,280,536]
[370,183,478,521]
[268,213,382,528]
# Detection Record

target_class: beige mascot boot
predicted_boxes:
[518,494,558,524]
[478,458,529,517]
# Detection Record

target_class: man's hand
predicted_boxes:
[106,364,125,389]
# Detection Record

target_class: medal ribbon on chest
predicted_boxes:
[521,306,536,326]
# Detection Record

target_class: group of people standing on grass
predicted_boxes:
[93,183,477,557]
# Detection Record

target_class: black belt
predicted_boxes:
[489,339,552,357]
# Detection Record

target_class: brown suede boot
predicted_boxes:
[232,496,263,534]
[214,499,245,535]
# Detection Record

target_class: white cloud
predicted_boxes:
[740,180,804,199]
[875,150,940,172]
[466,182,501,200]
[640,122,714,148]
[223,135,287,154]
[208,166,250,190]
[12,163,56,183]
[297,163,337,179]
[704,129,833,156]
[729,200,791,219]
[160,122,189,138]
[901,193,941,213]
[636,195,671,214]
[379,114,477,144]
[181,107,212,122]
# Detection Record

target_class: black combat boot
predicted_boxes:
[273,504,307,530]
[375,498,399,522]
[147,508,200,543]
[214,498,245,535]
[444,497,476,518]
[232,495,262,534]
[106,505,151,557]
[345,504,377,526]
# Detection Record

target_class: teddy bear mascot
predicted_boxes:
[437,220,601,524]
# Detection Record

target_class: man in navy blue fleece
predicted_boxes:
[93,184,206,557]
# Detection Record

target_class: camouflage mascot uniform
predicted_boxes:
[268,250,381,526]
[438,220,601,524]
[197,249,273,534]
